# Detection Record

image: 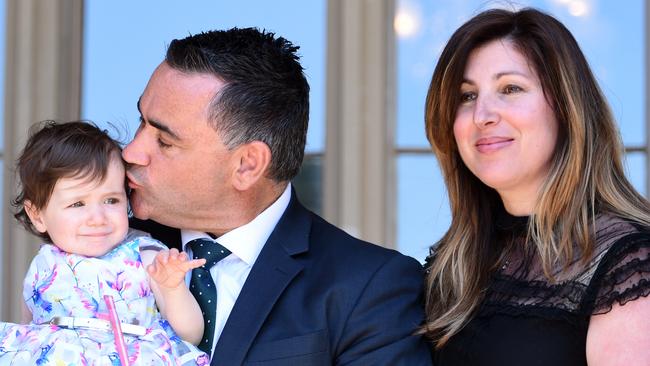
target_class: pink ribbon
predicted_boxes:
[103,295,130,366]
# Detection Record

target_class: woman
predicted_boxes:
[423,8,650,365]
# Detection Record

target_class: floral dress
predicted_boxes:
[0,233,209,365]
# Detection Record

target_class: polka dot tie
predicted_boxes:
[188,238,231,354]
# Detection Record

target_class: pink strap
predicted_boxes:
[103,295,131,366]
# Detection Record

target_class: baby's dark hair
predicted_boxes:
[13,121,124,241]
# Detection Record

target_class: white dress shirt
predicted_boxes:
[181,183,291,356]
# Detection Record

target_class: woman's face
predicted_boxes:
[453,39,559,215]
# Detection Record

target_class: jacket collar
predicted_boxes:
[211,190,311,365]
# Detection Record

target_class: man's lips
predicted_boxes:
[126,173,141,189]
[475,136,514,153]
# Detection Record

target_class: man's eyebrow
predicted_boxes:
[149,120,181,141]
[136,97,182,141]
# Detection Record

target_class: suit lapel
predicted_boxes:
[211,192,311,365]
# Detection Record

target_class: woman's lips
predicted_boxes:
[475,137,514,153]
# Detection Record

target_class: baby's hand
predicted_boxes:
[147,248,206,290]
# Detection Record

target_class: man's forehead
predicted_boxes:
[137,64,225,138]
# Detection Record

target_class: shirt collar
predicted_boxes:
[181,183,292,266]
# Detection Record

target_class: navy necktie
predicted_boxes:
[188,238,231,354]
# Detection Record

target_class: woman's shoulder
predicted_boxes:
[590,213,650,275]
[584,213,650,314]
[593,213,649,246]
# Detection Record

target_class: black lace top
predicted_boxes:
[432,212,650,365]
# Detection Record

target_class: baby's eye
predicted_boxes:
[104,198,120,204]
[503,85,523,94]
[460,91,477,103]
[69,201,84,208]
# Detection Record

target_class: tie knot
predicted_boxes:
[188,238,231,269]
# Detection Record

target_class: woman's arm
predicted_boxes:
[586,295,650,365]
[142,248,206,345]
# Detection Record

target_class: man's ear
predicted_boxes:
[24,200,47,233]
[232,141,272,191]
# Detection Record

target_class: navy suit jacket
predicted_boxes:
[131,192,432,365]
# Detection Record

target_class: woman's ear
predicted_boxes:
[24,200,47,233]
[232,141,272,191]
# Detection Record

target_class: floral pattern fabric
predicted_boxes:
[0,234,209,365]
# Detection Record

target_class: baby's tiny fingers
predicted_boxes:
[155,250,170,264]
[188,258,207,269]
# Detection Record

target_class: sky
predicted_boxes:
[82,0,326,153]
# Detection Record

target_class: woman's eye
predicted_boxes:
[503,85,523,94]
[460,91,476,103]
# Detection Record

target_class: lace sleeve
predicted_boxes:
[587,231,650,315]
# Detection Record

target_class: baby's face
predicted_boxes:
[29,156,129,257]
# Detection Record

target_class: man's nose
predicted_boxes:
[122,132,150,166]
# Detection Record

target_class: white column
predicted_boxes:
[324,0,396,247]
[1,0,82,322]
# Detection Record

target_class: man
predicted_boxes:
[126,28,431,365]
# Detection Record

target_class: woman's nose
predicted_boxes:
[473,95,500,128]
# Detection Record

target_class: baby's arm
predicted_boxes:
[141,248,206,345]
[21,303,32,324]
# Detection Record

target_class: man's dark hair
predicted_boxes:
[13,120,124,241]
[165,27,309,182]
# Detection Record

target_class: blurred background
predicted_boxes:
[1,0,647,321]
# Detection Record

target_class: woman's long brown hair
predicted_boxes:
[422,7,650,347]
